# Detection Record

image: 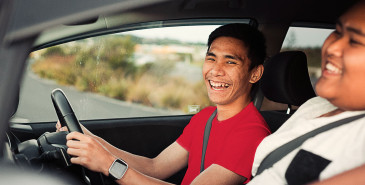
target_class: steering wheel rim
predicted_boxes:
[51,89,83,133]
[51,88,105,185]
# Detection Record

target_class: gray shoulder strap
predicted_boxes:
[200,109,217,173]
[256,113,365,176]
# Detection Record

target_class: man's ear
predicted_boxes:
[249,65,264,83]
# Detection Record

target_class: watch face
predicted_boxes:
[110,159,128,180]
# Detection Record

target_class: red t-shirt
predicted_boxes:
[177,102,270,184]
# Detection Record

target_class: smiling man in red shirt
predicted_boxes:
[62,23,271,185]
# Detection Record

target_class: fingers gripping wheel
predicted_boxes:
[51,88,105,185]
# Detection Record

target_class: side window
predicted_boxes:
[261,26,333,111]
[282,27,333,87]
[16,25,225,123]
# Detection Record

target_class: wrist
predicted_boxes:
[103,155,117,176]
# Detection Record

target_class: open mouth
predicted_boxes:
[209,80,230,90]
[325,62,342,74]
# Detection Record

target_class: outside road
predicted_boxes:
[14,65,183,123]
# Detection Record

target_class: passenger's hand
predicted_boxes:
[66,132,116,176]
[56,120,68,132]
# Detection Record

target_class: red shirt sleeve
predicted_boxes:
[176,117,194,151]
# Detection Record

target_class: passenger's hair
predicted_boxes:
[207,23,267,70]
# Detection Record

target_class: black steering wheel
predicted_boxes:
[51,88,105,185]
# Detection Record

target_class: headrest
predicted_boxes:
[260,51,316,106]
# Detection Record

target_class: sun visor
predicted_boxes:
[4,0,168,44]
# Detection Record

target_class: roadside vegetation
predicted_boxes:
[31,33,321,113]
[31,34,212,113]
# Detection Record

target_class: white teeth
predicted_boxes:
[325,63,342,74]
[209,80,229,88]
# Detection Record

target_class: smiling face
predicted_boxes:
[203,36,261,109]
[315,2,365,110]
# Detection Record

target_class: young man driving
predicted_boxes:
[59,23,271,185]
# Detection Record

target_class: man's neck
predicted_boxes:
[216,98,251,121]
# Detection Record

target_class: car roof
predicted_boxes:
[5,0,357,52]
[4,0,166,44]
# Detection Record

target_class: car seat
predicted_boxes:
[259,51,316,132]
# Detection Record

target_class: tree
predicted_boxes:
[101,35,136,72]
[42,45,65,57]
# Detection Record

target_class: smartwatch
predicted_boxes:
[108,158,128,180]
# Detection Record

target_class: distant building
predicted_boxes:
[134,44,205,65]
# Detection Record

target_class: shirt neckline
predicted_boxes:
[215,102,254,124]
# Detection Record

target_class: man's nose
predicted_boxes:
[210,61,225,76]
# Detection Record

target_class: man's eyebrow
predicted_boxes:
[337,19,365,37]
[347,27,365,37]
[225,54,244,62]
[206,51,216,57]
[206,51,244,62]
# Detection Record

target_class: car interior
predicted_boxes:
[0,0,359,184]
[259,51,317,132]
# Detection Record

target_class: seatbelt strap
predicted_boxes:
[200,109,217,173]
[256,113,365,176]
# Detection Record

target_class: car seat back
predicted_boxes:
[260,51,316,132]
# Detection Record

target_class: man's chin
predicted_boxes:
[208,98,228,106]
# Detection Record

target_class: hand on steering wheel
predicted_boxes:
[66,132,116,176]
[55,109,115,178]
[51,88,106,185]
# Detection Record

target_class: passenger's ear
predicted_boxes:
[249,65,264,83]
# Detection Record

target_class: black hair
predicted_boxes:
[207,23,267,99]
[207,23,266,70]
